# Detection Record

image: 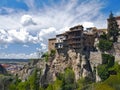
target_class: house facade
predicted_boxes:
[48,38,56,53]
[66,25,84,50]
[48,25,96,54]
[55,33,67,49]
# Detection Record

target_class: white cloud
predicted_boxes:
[0,0,108,58]
[0,28,39,44]
[82,22,94,29]
[21,15,36,26]
[8,29,29,43]
[40,43,47,50]
[0,15,21,29]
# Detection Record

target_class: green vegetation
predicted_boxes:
[99,32,107,40]
[90,62,120,90]
[42,52,49,62]
[97,13,116,82]
[97,65,110,81]
[94,83,114,90]
[98,41,115,81]
[98,39,113,52]
[61,68,75,90]
[46,79,62,90]
[76,77,93,90]
[45,68,75,90]
[28,69,39,90]
[50,49,56,56]
[97,54,115,81]
[42,50,56,62]
[45,68,94,90]
[102,54,115,67]
[107,12,120,42]
[9,69,39,90]
[94,74,120,90]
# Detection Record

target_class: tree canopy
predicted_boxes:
[107,12,120,42]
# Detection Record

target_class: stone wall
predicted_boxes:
[48,38,56,53]
[114,42,120,62]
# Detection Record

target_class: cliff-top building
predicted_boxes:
[48,25,96,54]
[66,25,84,50]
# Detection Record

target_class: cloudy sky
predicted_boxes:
[0,0,120,59]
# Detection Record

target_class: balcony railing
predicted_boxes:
[55,42,68,49]
[67,36,82,39]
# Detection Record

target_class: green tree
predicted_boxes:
[107,12,120,42]
[28,69,39,90]
[17,81,30,90]
[102,54,115,67]
[98,39,113,52]
[61,68,75,90]
[100,33,107,40]
[50,49,56,56]
[97,65,109,81]
[42,52,49,62]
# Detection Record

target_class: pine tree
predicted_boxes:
[107,12,120,42]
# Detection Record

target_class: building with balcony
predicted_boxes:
[66,25,84,50]
[55,33,67,49]
[48,25,96,54]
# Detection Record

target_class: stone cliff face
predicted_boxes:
[16,49,94,86]
[14,38,120,86]
[16,59,46,81]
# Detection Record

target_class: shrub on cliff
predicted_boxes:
[42,52,49,62]
[98,39,113,52]
[50,49,56,56]
[61,68,75,90]
[102,54,115,67]
[97,65,110,81]
[28,69,39,90]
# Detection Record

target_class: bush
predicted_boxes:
[94,83,114,90]
[50,49,56,56]
[97,65,109,81]
[112,63,120,73]
[16,81,30,90]
[76,78,92,90]
[104,75,120,90]
[9,84,16,90]
[102,54,115,67]
[98,39,113,52]
[100,33,107,40]
[52,79,62,90]
[61,68,75,90]
[42,52,49,62]
[28,69,39,90]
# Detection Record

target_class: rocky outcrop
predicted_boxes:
[15,59,46,81]
[0,64,7,75]
[40,49,94,86]
[15,48,94,86]
[0,65,12,90]
[114,42,120,62]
